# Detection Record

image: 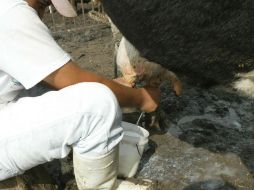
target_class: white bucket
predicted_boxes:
[118,121,149,178]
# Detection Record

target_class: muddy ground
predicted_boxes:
[1,4,254,190]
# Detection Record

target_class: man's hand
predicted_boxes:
[113,77,160,112]
[138,87,160,113]
[113,77,133,87]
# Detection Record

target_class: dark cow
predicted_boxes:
[102,0,254,91]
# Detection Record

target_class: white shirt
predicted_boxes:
[0,0,71,105]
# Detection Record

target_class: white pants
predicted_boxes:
[0,82,123,181]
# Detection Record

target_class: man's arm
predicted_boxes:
[43,60,160,113]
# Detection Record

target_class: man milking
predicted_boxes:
[0,0,160,189]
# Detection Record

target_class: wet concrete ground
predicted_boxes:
[136,82,254,190]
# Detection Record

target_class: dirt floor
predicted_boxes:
[1,4,254,190]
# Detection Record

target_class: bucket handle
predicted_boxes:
[136,144,142,157]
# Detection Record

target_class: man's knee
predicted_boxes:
[67,83,123,155]
[70,82,121,118]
